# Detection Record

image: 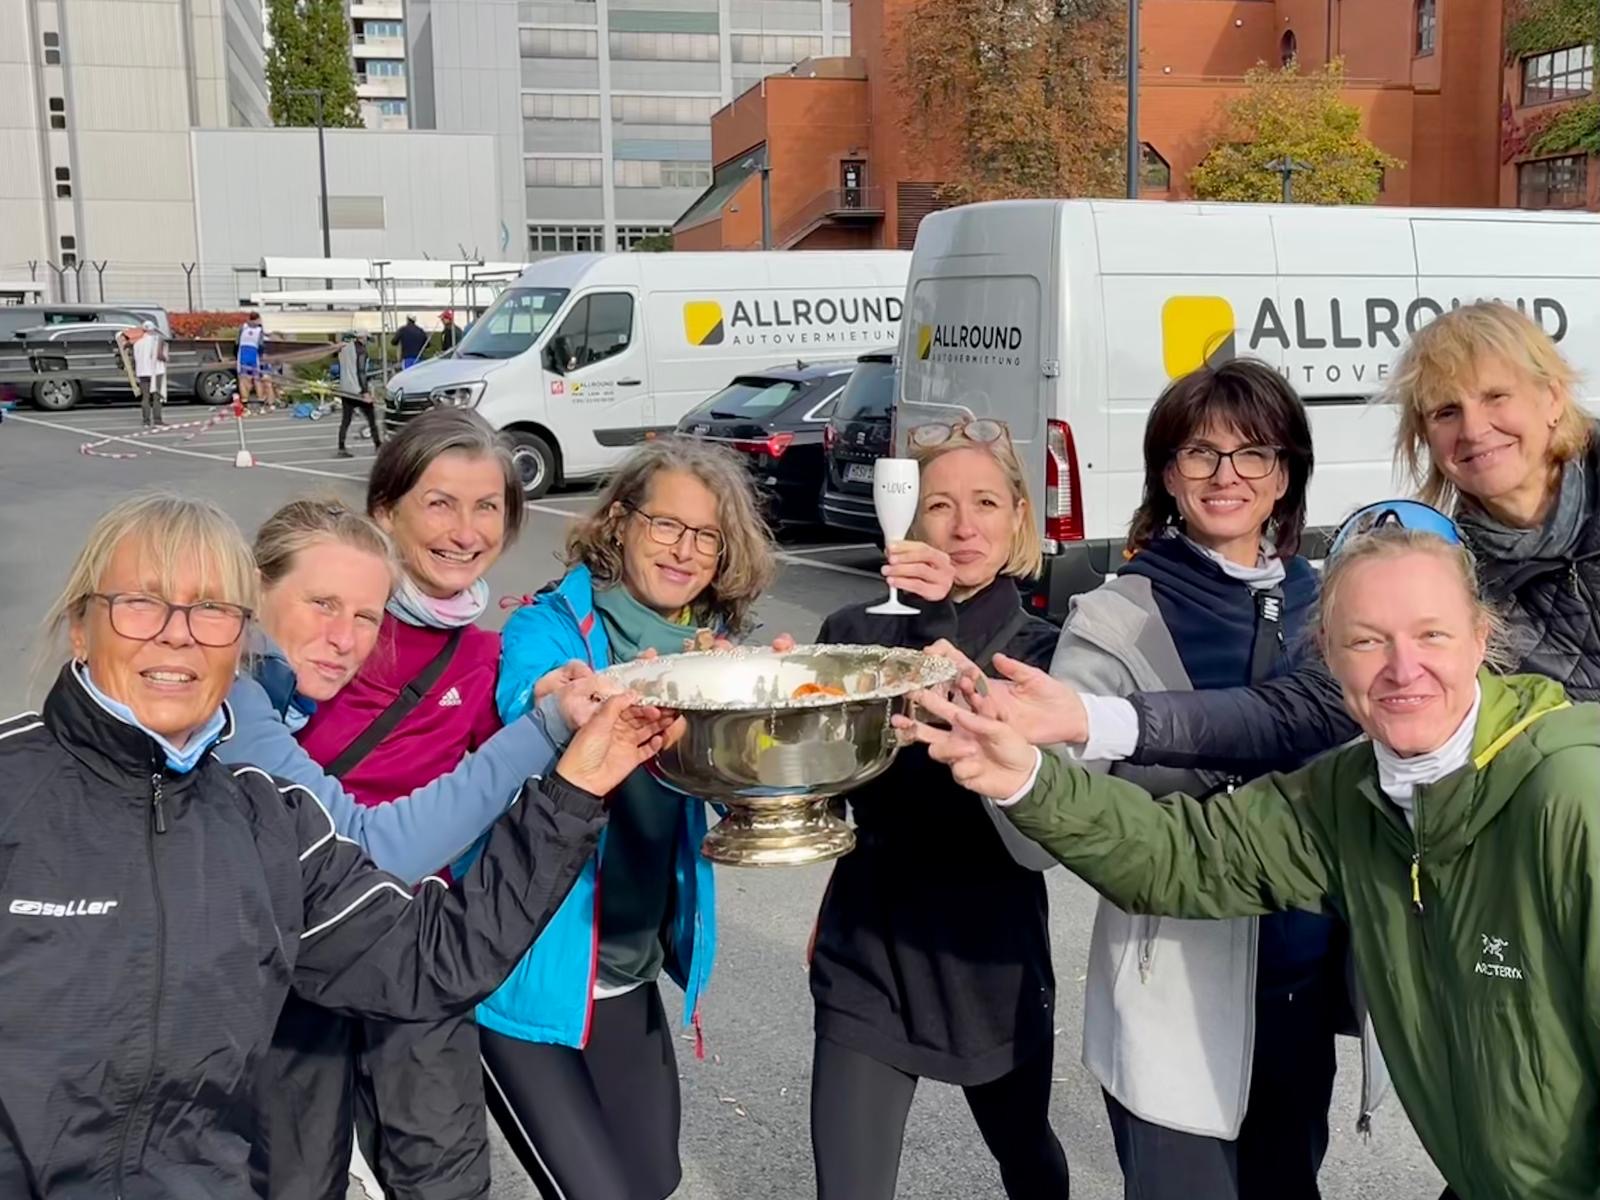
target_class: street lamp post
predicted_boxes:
[286,87,332,265]
[1264,155,1313,203]
[1126,0,1140,200]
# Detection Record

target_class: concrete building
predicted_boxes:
[1,0,271,303]
[352,0,411,129]
[674,0,1599,251]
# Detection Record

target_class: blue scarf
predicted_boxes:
[74,662,228,773]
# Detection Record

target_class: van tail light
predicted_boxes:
[732,432,794,459]
[823,423,836,452]
[1044,419,1084,543]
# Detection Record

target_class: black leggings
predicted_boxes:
[340,397,380,447]
[809,1036,1070,1200]
[481,983,682,1200]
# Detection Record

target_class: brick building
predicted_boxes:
[673,0,1598,251]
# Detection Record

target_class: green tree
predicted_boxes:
[631,233,675,252]
[1190,60,1402,204]
[895,0,1127,203]
[267,0,363,128]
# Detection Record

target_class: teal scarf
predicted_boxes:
[591,584,699,664]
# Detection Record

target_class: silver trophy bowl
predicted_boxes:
[601,644,958,867]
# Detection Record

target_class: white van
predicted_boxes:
[897,199,1600,619]
[385,250,910,496]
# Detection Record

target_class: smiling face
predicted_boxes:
[917,447,1025,596]
[260,538,392,701]
[69,536,242,745]
[1324,550,1488,756]
[1163,420,1287,566]
[617,469,721,615]
[376,451,507,597]
[1421,353,1561,525]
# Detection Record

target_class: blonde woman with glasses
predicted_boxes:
[806,418,1070,1199]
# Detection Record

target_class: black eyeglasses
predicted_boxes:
[89,592,252,648]
[1171,444,1282,481]
[624,505,724,557]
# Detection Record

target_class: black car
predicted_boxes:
[821,350,897,536]
[1,324,237,411]
[677,359,855,525]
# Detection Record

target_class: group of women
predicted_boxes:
[0,297,1594,1200]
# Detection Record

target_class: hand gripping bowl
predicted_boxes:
[600,643,958,866]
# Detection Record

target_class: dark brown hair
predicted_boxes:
[1126,358,1314,557]
[366,408,524,544]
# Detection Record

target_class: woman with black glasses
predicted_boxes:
[807,418,1069,1199]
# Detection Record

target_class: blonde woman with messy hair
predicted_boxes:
[476,437,779,1200]
[0,492,679,1198]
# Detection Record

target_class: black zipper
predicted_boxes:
[113,769,169,1199]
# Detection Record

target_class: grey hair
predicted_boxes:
[366,408,524,544]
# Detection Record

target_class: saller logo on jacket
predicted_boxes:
[9,897,120,917]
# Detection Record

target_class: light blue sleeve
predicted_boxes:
[219,675,558,884]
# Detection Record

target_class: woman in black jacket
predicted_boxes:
[0,492,679,1199]
[807,420,1068,1199]
[1061,301,1600,780]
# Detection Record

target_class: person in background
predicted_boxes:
[902,519,1600,1200]
[806,418,1070,1200]
[119,319,168,428]
[395,314,430,369]
[237,310,275,409]
[440,310,463,353]
[479,438,778,1200]
[335,332,381,458]
[1047,360,1359,1200]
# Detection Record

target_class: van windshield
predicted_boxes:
[834,360,896,422]
[455,287,570,359]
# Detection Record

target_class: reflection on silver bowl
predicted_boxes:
[601,644,957,866]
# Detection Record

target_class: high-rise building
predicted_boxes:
[400,0,851,257]
[352,0,410,128]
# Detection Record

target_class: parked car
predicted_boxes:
[677,359,855,525]
[6,323,236,411]
[821,350,897,537]
[0,303,171,341]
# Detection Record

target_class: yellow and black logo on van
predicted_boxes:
[916,324,933,360]
[1161,296,1236,379]
[683,301,725,347]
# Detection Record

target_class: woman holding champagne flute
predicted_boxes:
[807,421,1071,1199]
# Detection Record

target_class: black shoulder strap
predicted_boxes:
[327,626,464,779]
[1248,584,1287,685]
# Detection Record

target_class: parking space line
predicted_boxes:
[274,456,378,466]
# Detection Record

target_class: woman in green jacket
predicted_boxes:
[900,523,1600,1200]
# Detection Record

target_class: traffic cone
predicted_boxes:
[232,398,256,468]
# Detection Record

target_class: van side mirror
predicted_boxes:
[544,342,564,375]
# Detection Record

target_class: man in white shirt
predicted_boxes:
[121,321,168,427]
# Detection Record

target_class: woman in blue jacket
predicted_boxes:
[480,438,777,1200]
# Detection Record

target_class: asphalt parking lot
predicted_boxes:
[0,401,1444,1199]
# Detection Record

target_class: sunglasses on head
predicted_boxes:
[908,418,1010,449]
[1327,500,1464,558]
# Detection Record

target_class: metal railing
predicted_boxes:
[772,185,884,247]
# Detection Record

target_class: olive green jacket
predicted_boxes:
[1007,672,1600,1200]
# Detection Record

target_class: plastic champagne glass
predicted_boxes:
[867,457,920,616]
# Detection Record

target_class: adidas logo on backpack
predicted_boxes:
[438,687,462,708]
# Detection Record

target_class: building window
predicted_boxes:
[547,293,634,372]
[613,160,711,188]
[360,20,404,38]
[323,196,387,230]
[377,99,408,116]
[524,92,602,119]
[48,96,65,129]
[364,59,405,76]
[607,31,719,61]
[525,157,605,186]
[1414,0,1435,56]
[610,94,719,124]
[43,30,61,64]
[1139,143,1171,191]
[1522,45,1594,105]
[616,224,671,249]
[520,28,599,58]
[834,35,851,55]
[1518,154,1588,208]
[731,34,824,63]
[1280,30,1296,66]
[54,166,71,198]
[530,224,606,253]
[59,235,76,267]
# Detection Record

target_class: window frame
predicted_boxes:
[1521,44,1594,106]
[1414,0,1435,56]
[1517,154,1589,209]
[545,291,636,374]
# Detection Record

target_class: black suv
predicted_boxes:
[821,350,897,536]
[677,359,855,525]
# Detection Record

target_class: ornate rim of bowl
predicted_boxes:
[599,643,958,713]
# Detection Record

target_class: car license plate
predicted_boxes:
[844,462,874,483]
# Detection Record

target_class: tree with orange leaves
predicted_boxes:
[894,0,1128,204]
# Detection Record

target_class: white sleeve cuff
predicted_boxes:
[1079,695,1139,763]
[992,747,1044,807]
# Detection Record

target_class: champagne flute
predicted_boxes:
[868,457,920,615]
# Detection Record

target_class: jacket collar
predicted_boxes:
[42,662,235,791]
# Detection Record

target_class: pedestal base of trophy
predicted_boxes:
[701,800,856,867]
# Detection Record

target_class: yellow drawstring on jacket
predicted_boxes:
[1410,857,1424,916]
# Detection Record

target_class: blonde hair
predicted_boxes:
[562,438,777,634]
[911,429,1044,580]
[1389,301,1588,510]
[255,497,397,590]
[1315,525,1510,672]
[42,493,259,661]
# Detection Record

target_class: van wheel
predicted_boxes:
[194,369,236,405]
[33,377,80,411]
[510,431,557,499]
